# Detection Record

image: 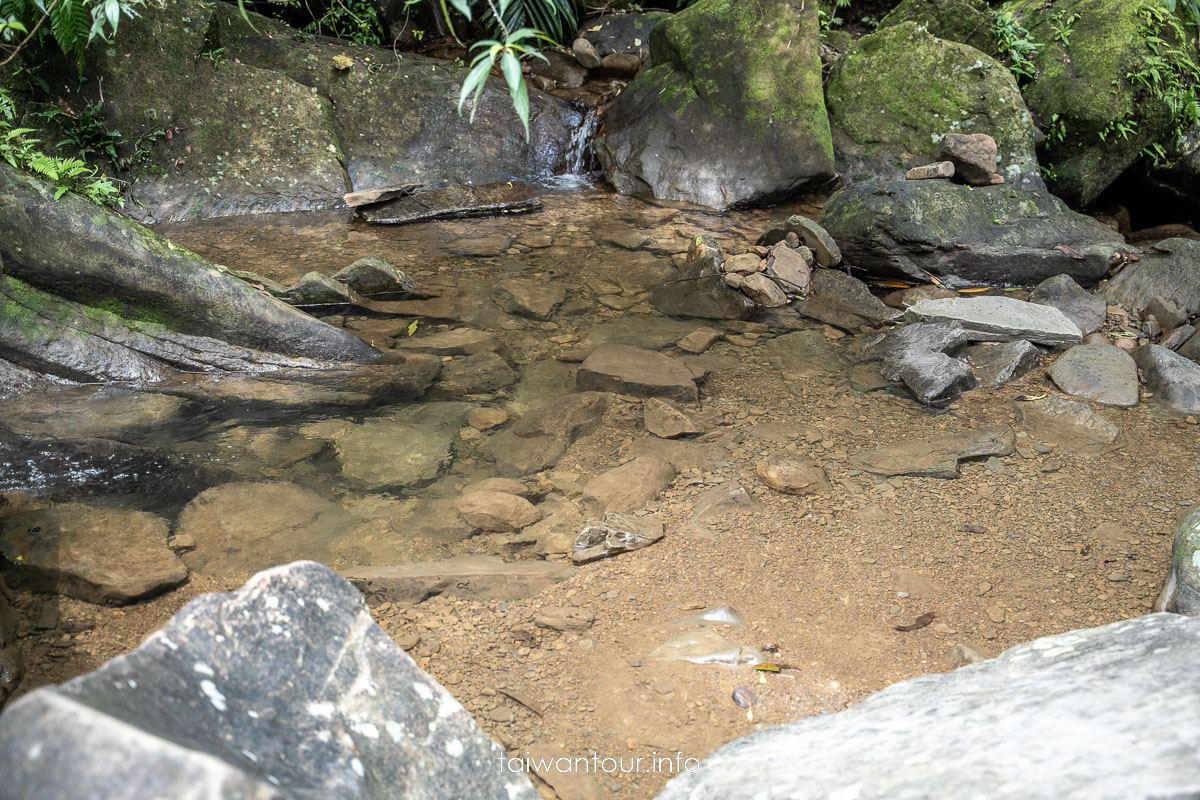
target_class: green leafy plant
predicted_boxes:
[0,0,145,70]
[457,21,549,139]
[0,95,121,205]
[992,8,1041,82]
[1050,11,1079,45]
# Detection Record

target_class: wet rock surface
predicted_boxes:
[577,345,699,403]
[0,506,186,605]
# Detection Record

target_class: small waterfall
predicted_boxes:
[564,107,601,175]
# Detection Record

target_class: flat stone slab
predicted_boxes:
[0,561,538,800]
[654,614,1200,800]
[1048,344,1139,407]
[342,182,420,207]
[850,425,1014,478]
[342,557,572,604]
[906,296,1083,345]
[335,419,454,490]
[1133,343,1200,413]
[0,505,185,605]
[1013,396,1122,456]
[359,182,542,224]
[577,344,699,402]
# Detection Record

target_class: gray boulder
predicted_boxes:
[595,0,834,210]
[332,257,414,297]
[1132,344,1200,413]
[865,322,969,367]
[1104,239,1200,316]
[654,613,1200,800]
[967,340,1043,387]
[0,561,538,800]
[892,351,979,407]
[906,297,1082,345]
[1029,274,1108,335]
[801,270,902,330]
[1048,344,1140,407]
[820,180,1133,286]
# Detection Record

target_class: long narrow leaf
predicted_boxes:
[458,57,493,114]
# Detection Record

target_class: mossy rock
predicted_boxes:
[825,22,1043,191]
[0,162,378,365]
[51,0,579,222]
[1003,0,1180,206]
[878,0,999,56]
[595,0,834,210]
[210,6,581,200]
[577,11,671,62]
[1164,508,1200,615]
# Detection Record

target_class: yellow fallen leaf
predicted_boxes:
[333,54,354,70]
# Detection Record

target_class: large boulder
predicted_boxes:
[1003,0,1185,205]
[824,22,1043,191]
[0,164,378,367]
[595,0,834,210]
[1104,238,1200,316]
[820,179,1133,285]
[0,561,539,799]
[877,0,999,55]
[654,613,1200,799]
[65,0,580,222]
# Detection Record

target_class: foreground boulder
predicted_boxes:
[0,164,378,369]
[654,613,1200,799]
[820,180,1132,285]
[0,561,538,799]
[825,22,1042,190]
[596,0,834,209]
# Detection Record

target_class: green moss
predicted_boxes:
[826,22,1039,186]
[647,0,832,157]
[1001,0,1184,203]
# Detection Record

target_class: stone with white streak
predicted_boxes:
[0,561,539,800]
